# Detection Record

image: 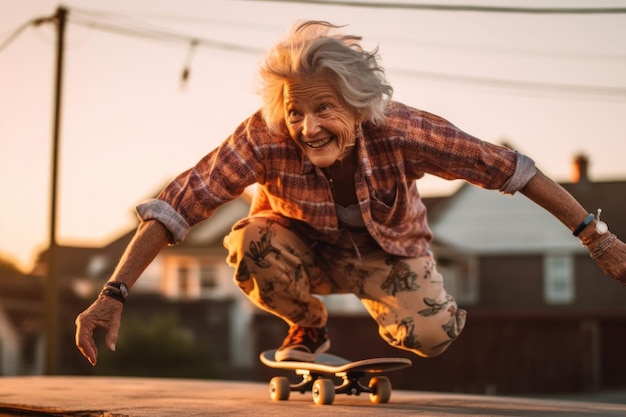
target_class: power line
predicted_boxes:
[81,4,626,63]
[68,14,263,54]
[71,11,624,99]
[0,18,44,53]
[382,37,626,63]
[390,68,626,98]
[0,7,264,56]
[71,6,278,33]
[70,4,626,65]
[244,0,626,14]
[4,6,625,100]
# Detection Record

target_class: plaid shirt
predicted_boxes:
[137,101,535,257]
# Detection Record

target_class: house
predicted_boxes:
[396,154,626,394]
[429,154,626,311]
[0,272,45,375]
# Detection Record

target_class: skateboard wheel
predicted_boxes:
[312,378,335,405]
[369,376,391,404]
[269,376,290,401]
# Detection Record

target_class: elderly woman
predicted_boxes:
[75,21,626,365]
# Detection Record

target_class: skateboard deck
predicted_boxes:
[260,349,412,405]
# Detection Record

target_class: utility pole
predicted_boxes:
[45,5,67,376]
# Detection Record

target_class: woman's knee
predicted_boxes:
[378,308,467,358]
[224,214,313,286]
[224,216,280,267]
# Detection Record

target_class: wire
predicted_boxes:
[6,6,622,100]
[390,68,626,98]
[0,18,40,53]
[66,8,626,99]
[243,0,626,14]
[382,37,626,64]
[71,6,277,32]
[70,4,626,65]
[68,14,264,54]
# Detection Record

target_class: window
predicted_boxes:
[543,253,574,304]
[178,265,192,299]
[167,256,223,300]
[199,265,219,297]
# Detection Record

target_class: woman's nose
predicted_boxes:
[302,114,320,138]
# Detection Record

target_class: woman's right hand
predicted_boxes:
[75,295,124,366]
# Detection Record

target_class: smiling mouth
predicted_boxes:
[306,137,334,148]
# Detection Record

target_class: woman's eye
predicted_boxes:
[319,103,331,112]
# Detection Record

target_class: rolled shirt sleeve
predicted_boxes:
[498,153,537,195]
[136,198,190,244]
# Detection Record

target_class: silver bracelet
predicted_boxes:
[590,233,617,259]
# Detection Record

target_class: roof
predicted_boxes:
[430,179,626,254]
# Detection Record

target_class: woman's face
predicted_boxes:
[283,77,358,168]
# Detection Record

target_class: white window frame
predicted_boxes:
[543,252,575,304]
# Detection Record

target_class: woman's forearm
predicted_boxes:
[520,169,590,233]
[108,219,172,289]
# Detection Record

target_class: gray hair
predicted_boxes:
[257,21,393,134]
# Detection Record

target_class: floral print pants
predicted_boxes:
[224,214,466,357]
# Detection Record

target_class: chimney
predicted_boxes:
[572,154,590,184]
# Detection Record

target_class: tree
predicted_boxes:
[96,313,220,379]
[0,254,23,277]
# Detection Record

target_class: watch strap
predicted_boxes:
[101,288,125,303]
[101,281,128,303]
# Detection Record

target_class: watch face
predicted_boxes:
[107,282,129,298]
[596,221,609,235]
[119,283,129,298]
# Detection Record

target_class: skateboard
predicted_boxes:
[260,349,412,405]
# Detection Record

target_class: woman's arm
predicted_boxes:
[520,169,626,284]
[75,219,171,365]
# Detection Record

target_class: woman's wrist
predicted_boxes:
[577,209,610,246]
[578,220,605,246]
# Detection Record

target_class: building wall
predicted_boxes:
[574,254,626,309]
[476,254,626,311]
[478,254,544,309]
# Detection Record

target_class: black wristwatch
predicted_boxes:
[101,281,129,303]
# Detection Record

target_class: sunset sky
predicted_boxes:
[1,0,625,271]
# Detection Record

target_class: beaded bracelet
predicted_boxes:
[590,233,617,260]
